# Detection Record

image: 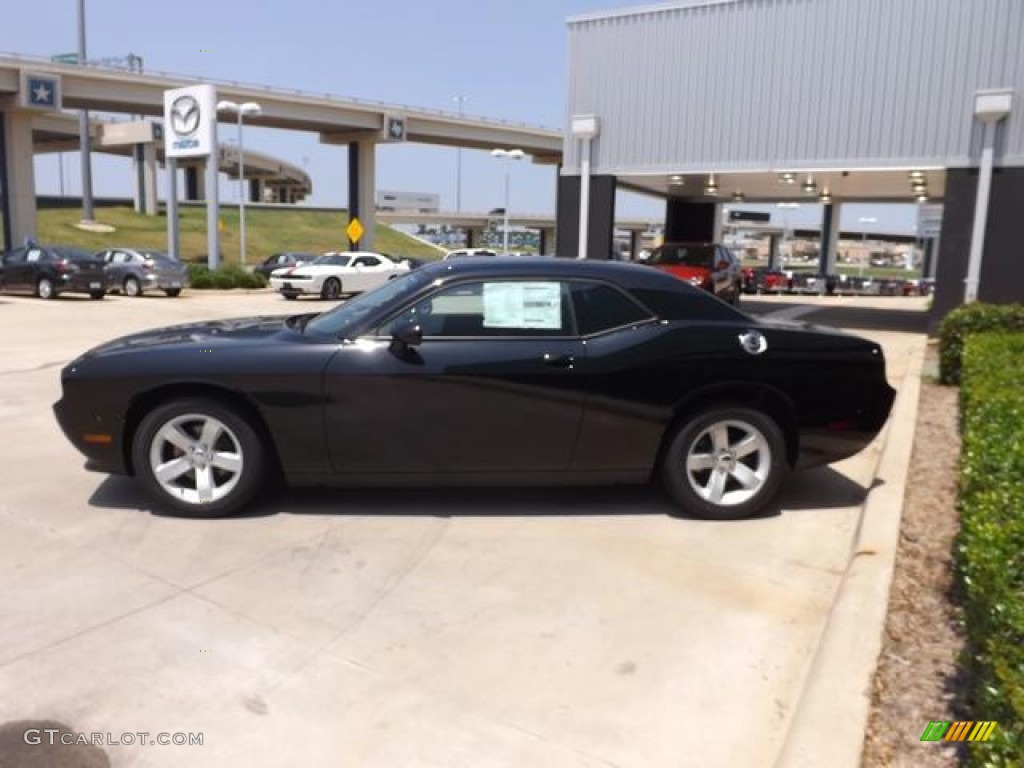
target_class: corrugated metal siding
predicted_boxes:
[564,0,1024,173]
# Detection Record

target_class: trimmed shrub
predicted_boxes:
[938,302,1024,385]
[957,332,1024,766]
[184,263,267,290]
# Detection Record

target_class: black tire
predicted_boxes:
[37,277,56,300]
[89,291,105,300]
[124,276,142,297]
[661,406,788,520]
[165,288,182,297]
[321,277,342,300]
[131,398,266,518]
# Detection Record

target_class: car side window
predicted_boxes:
[571,281,654,336]
[377,280,574,338]
[26,248,42,263]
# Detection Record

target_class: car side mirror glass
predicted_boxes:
[392,321,423,347]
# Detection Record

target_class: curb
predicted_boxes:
[773,338,927,768]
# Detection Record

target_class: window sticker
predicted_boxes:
[483,282,562,329]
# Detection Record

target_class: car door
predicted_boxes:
[349,255,384,292]
[2,247,28,291]
[23,247,50,290]
[322,277,587,475]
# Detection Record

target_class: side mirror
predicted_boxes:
[392,321,423,347]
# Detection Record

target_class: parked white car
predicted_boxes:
[269,252,411,300]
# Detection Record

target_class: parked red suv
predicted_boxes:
[645,242,742,305]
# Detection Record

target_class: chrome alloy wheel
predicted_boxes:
[148,413,244,505]
[684,419,771,507]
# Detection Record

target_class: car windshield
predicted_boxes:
[648,244,715,268]
[304,268,436,337]
[54,247,97,262]
[311,254,353,267]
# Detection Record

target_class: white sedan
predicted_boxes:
[269,252,411,300]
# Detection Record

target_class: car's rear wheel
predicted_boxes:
[165,288,182,298]
[124,276,142,297]
[37,277,56,300]
[321,277,342,300]
[89,291,105,300]
[661,406,787,520]
[132,398,265,518]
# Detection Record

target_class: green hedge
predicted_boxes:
[958,332,1024,766]
[938,303,1024,385]
[186,264,267,290]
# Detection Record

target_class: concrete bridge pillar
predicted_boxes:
[466,227,485,248]
[539,226,556,255]
[0,109,38,250]
[249,178,263,203]
[347,138,376,250]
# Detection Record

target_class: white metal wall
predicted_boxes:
[564,0,1024,174]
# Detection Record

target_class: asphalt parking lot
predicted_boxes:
[0,289,928,767]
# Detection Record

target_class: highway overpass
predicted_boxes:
[0,52,562,251]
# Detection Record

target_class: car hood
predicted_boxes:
[653,265,711,281]
[272,264,350,276]
[76,315,298,358]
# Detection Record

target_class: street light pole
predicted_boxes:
[453,95,467,212]
[77,0,95,223]
[217,100,262,265]
[490,148,525,253]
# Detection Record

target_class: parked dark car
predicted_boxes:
[98,248,188,297]
[255,252,316,279]
[645,242,742,305]
[790,272,838,295]
[0,244,107,299]
[53,258,895,521]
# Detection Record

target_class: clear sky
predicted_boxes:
[1,0,918,233]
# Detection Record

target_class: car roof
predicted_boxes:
[417,255,703,289]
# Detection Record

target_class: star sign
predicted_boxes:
[32,82,52,104]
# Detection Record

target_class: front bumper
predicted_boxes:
[53,393,129,475]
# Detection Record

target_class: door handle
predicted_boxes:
[542,353,575,369]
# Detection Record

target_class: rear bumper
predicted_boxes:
[59,274,109,293]
[795,381,897,469]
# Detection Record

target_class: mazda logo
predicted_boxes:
[170,96,201,136]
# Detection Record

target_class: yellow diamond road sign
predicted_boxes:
[346,218,364,243]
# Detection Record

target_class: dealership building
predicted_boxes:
[555,0,1023,323]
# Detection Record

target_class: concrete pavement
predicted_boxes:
[0,290,927,767]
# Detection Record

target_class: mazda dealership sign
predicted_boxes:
[163,84,217,158]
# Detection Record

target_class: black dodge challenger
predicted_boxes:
[54,258,895,520]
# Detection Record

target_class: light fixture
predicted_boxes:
[801,175,817,195]
[908,170,926,181]
[915,193,929,203]
[819,188,832,204]
[779,172,796,184]
[912,182,928,194]
[704,174,718,196]
[669,174,684,185]
[731,190,745,202]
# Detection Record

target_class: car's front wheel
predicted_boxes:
[321,277,342,300]
[132,398,266,517]
[165,288,182,298]
[661,406,787,520]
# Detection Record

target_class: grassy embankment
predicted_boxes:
[26,205,444,263]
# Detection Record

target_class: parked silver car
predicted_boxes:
[98,248,188,297]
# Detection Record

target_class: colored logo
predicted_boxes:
[920,721,997,742]
[170,95,201,136]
